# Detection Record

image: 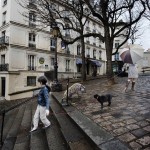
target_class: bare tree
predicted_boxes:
[144,0,150,21]
[129,22,144,44]
[18,0,103,81]
[19,0,146,80]
[84,0,146,79]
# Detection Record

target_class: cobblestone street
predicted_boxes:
[70,76,150,149]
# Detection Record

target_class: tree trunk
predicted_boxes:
[104,29,114,79]
[81,37,86,81]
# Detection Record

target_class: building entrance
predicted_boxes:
[1,77,5,97]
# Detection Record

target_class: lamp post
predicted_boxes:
[51,25,62,92]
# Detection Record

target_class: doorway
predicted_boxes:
[1,77,5,97]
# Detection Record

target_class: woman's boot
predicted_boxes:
[124,81,130,92]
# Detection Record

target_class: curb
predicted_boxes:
[52,93,131,150]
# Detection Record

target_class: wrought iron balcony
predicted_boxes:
[0,64,9,71]
[65,50,70,54]
[0,36,9,45]
[28,42,36,48]
[29,21,36,28]
[50,46,56,51]
[28,66,36,71]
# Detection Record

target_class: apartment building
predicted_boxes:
[0,0,107,100]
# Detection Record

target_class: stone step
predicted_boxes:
[0,108,19,141]
[52,93,130,150]
[50,95,97,150]
[30,100,49,150]
[1,105,26,150]
[13,101,32,150]
[45,110,68,150]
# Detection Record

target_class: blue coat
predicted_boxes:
[37,86,50,110]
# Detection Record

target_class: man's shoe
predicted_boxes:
[43,123,51,129]
[30,127,37,132]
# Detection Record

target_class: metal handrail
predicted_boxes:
[0,95,37,147]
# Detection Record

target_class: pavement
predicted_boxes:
[52,75,150,150]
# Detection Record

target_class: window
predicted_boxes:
[86,47,90,57]
[65,45,70,54]
[29,33,36,47]
[3,0,7,6]
[51,57,55,66]
[1,55,5,64]
[2,11,6,25]
[77,44,81,55]
[86,33,90,43]
[93,49,96,59]
[27,76,36,86]
[65,29,70,36]
[115,41,119,48]
[29,12,36,26]
[29,33,35,42]
[99,50,102,59]
[93,23,96,33]
[66,59,70,71]
[93,37,96,45]
[86,21,90,27]
[2,31,6,37]
[28,55,36,70]
[86,21,90,31]
[114,52,119,60]
[50,38,56,51]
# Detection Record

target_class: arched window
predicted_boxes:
[77,44,81,55]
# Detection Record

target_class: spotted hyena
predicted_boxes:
[62,83,86,102]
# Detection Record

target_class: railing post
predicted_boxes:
[0,110,5,147]
[66,77,69,105]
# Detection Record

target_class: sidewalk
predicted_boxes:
[53,76,150,150]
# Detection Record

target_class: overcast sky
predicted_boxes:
[135,19,150,51]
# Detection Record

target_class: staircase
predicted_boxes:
[0,96,98,150]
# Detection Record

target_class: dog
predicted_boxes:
[62,83,86,102]
[94,94,112,109]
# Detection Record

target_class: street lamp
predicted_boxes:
[51,25,62,92]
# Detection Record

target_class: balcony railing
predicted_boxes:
[65,68,71,72]
[29,21,36,28]
[28,66,36,71]
[0,64,9,71]
[50,46,56,51]
[28,42,36,48]
[65,50,70,54]
[0,36,9,45]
